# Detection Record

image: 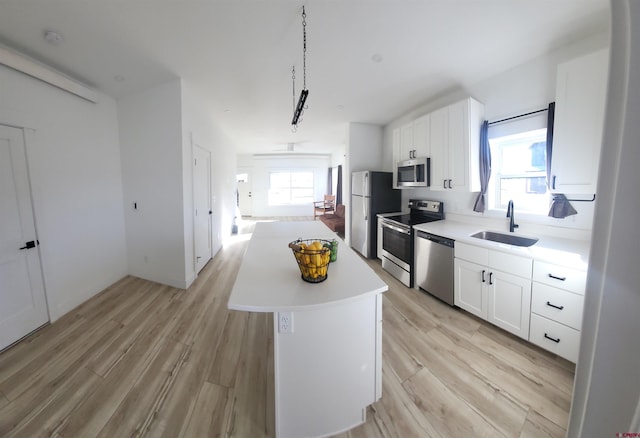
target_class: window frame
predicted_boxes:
[267,169,315,206]
[487,112,551,214]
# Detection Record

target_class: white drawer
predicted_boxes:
[456,242,532,279]
[455,242,488,265]
[531,283,584,330]
[529,313,581,362]
[533,261,587,295]
[489,251,532,279]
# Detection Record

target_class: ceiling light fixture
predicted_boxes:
[291,6,309,132]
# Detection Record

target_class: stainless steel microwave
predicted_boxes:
[396,157,430,187]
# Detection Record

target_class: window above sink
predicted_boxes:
[488,110,551,215]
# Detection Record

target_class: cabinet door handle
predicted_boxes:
[548,273,567,281]
[488,272,493,285]
[546,301,565,310]
[481,270,486,283]
[448,179,453,189]
[443,180,447,189]
[544,333,561,343]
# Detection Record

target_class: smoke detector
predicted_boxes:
[44,30,63,45]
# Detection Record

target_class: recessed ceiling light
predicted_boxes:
[371,53,383,63]
[44,30,63,46]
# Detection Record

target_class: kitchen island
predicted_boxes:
[228,220,387,438]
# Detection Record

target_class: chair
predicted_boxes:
[313,195,336,219]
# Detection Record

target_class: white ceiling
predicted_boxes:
[0,1,609,154]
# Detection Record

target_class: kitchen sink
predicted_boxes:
[470,231,539,247]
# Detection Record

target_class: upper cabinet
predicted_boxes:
[430,97,484,191]
[398,114,430,161]
[392,97,483,191]
[393,114,430,188]
[551,49,609,195]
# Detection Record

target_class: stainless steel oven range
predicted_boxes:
[379,199,444,287]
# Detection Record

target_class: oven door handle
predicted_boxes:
[381,221,411,235]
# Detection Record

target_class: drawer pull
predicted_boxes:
[489,272,493,285]
[544,333,561,343]
[481,270,486,283]
[548,273,567,281]
[546,301,565,310]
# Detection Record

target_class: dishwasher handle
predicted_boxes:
[416,231,455,248]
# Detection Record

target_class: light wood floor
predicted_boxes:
[0,219,575,438]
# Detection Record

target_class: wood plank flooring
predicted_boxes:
[0,218,575,437]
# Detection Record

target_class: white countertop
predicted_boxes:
[413,220,590,271]
[228,221,388,312]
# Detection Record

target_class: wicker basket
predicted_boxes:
[288,239,332,283]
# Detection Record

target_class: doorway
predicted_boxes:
[193,144,212,274]
[236,168,253,217]
[0,124,49,351]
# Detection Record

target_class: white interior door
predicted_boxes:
[0,125,49,351]
[237,168,252,217]
[193,144,212,274]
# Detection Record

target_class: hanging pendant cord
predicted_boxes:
[302,6,307,91]
[292,66,296,111]
[291,66,297,132]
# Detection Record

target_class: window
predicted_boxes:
[268,171,314,205]
[487,112,551,213]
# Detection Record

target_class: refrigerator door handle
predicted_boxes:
[363,198,368,220]
[364,172,369,197]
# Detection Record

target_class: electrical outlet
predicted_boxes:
[278,311,293,334]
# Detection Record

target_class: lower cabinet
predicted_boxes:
[454,241,586,362]
[529,314,581,362]
[454,243,532,340]
[454,258,486,319]
[488,270,532,340]
[528,261,586,362]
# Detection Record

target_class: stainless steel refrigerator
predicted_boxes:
[351,171,401,258]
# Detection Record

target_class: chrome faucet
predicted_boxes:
[506,200,519,233]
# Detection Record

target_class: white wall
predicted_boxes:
[181,81,237,281]
[0,65,127,321]
[383,32,609,234]
[118,79,188,288]
[119,79,238,289]
[344,123,385,245]
[236,154,331,217]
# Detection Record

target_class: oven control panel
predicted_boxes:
[408,199,443,214]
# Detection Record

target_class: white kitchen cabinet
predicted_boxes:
[530,314,581,362]
[429,97,484,191]
[393,115,430,189]
[551,48,608,195]
[529,259,586,362]
[454,258,487,319]
[487,269,532,339]
[400,123,414,160]
[399,114,430,161]
[454,242,532,339]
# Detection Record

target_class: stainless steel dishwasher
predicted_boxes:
[415,231,455,305]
